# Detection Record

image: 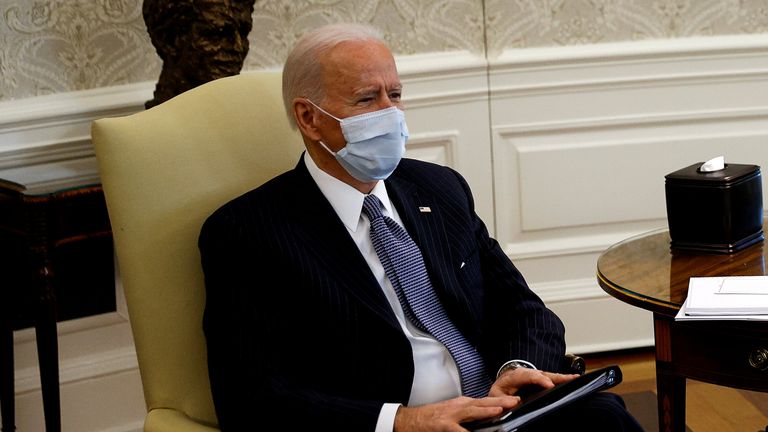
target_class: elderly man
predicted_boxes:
[199,23,642,431]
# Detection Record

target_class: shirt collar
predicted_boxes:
[304,152,396,232]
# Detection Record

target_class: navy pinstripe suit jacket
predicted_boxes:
[199,156,566,431]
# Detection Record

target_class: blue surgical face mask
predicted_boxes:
[307,100,409,182]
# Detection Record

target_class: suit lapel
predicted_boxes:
[386,175,474,319]
[286,160,401,330]
[386,177,446,271]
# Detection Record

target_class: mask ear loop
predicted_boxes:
[317,140,338,156]
[305,99,342,122]
[303,99,344,156]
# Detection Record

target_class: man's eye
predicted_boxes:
[389,92,402,101]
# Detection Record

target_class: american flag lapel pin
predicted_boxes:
[418,206,431,213]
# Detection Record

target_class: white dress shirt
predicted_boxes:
[304,153,462,431]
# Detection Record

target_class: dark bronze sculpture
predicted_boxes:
[143,0,256,109]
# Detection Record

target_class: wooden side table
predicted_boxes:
[0,179,112,432]
[597,226,768,432]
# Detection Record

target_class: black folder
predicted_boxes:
[463,365,623,432]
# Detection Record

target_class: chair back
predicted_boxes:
[91,72,303,429]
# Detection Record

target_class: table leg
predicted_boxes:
[36,265,60,432]
[654,315,686,432]
[656,362,686,432]
[0,313,14,432]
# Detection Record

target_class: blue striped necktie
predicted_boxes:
[362,194,490,398]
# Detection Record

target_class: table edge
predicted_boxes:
[596,269,678,317]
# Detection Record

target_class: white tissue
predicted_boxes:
[700,156,725,172]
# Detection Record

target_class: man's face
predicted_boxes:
[313,40,403,152]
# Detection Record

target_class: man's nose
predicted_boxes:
[376,92,397,109]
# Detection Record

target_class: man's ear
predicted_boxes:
[293,98,322,141]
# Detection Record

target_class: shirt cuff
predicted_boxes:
[376,402,402,432]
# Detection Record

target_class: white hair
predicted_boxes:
[281,23,386,129]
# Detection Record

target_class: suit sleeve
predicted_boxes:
[198,207,385,431]
[449,169,567,373]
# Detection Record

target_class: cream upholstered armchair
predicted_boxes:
[91,72,304,431]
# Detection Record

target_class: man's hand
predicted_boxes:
[394,395,520,432]
[489,367,578,398]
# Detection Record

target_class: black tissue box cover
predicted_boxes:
[664,162,764,253]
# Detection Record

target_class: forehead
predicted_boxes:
[320,40,400,97]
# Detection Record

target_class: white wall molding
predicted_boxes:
[489,35,768,115]
[395,52,495,227]
[405,130,459,167]
[13,312,128,344]
[0,136,93,169]
[492,106,768,235]
[0,52,487,176]
[0,82,153,192]
[3,35,764,174]
[491,69,768,98]
[503,229,653,261]
[535,278,656,354]
[396,50,487,79]
[396,51,489,109]
[11,286,142,432]
[14,346,138,395]
[0,85,151,155]
[491,34,768,70]
[531,278,608,303]
[571,337,656,355]
[495,106,768,137]
[493,109,768,236]
[100,421,143,432]
[0,81,154,131]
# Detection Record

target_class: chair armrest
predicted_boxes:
[564,353,586,375]
[145,408,219,432]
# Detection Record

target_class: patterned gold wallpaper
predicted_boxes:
[0,0,766,101]
[485,0,768,56]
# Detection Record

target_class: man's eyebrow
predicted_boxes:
[352,84,403,98]
[352,87,379,98]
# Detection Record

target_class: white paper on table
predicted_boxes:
[681,276,768,317]
[718,276,768,294]
[675,297,768,321]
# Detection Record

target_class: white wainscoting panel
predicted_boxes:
[490,34,768,354]
[399,51,495,231]
[404,130,458,168]
[503,109,768,232]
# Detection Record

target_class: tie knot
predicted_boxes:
[362,194,384,221]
